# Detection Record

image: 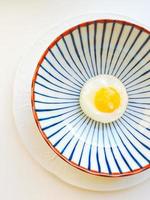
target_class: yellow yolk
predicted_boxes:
[94,87,121,113]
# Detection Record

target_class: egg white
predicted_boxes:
[80,75,128,123]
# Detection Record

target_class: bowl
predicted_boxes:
[31,19,150,177]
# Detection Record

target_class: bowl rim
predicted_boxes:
[31,18,150,177]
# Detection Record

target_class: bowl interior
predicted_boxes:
[32,19,150,176]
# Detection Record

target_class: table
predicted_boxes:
[0,0,149,199]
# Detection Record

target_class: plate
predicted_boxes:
[31,18,150,176]
[13,13,150,191]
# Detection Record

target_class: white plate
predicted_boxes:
[13,13,150,191]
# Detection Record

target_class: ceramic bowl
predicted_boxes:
[31,19,150,177]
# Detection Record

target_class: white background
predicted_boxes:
[0,0,150,199]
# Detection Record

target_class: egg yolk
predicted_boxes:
[94,87,121,113]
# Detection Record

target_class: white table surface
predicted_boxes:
[0,0,149,199]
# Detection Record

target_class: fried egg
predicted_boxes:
[80,75,128,123]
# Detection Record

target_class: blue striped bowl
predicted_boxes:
[31,19,150,177]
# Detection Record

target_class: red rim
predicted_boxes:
[31,19,150,177]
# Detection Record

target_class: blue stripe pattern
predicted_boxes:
[33,21,150,175]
